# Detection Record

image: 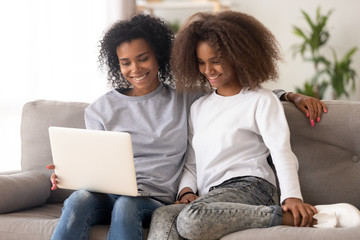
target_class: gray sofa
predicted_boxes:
[0,99,359,240]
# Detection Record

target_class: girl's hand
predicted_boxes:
[46,164,58,190]
[282,198,317,227]
[175,187,198,204]
[285,92,327,127]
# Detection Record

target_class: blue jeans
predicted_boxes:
[51,189,164,240]
[148,176,282,240]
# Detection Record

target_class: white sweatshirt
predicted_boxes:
[179,87,303,203]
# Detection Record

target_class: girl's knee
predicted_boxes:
[149,205,186,240]
[153,204,185,221]
[176,203,208,239]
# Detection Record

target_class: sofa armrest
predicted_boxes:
[0,171,51,214]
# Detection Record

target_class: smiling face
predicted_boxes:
[116,38,160,96]
[196,41,241,96]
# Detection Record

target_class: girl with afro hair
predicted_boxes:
[149,11,329,240]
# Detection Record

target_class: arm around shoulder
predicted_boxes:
[283,92,327,127]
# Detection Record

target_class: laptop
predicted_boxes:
[48,126,169,197]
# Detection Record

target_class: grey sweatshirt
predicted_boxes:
[84,83,200,203]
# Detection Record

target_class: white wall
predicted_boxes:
[0,0,126,171]
[232,0,360,101]
[152,0,360,100]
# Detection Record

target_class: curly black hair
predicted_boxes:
[99,14,174,89]
[171,11,282,92]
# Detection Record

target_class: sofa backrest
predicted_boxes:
[283,100,360,209]
[20,100,360,208]
[21,100,88,202]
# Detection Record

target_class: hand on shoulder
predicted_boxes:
[285,92,327,127]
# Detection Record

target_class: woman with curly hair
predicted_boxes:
[148,11,324,240]
[49,14,201,240]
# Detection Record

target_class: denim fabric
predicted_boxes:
[51,189,164,240]
[148,204,186,240]
[148,176,282,240]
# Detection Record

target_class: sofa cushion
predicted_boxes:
[21,100,89,174]
[20,100,89,203]
[0,204,61,240]
[0,203,109,240]
[0,171,50,214]
[283,101,360,209]
[221,225,360,240]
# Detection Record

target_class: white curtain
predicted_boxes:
[0,0,136,171]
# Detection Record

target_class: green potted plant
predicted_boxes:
[292,7,358,99]
[167,20,181,34]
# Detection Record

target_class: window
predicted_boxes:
[0,0,127,171]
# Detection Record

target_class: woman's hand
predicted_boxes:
[46,164,58,190]
[282,198,317,227]
[175,187,198,204]
[285,92,328,127]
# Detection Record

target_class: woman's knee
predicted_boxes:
[111,196,142,223]
[65,190,94,207]
[113,196,136,212]
[64,190,110,213]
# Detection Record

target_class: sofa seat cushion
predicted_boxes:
[0,203,109,240]
[221,225,360,240]
[0,203,61,240]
